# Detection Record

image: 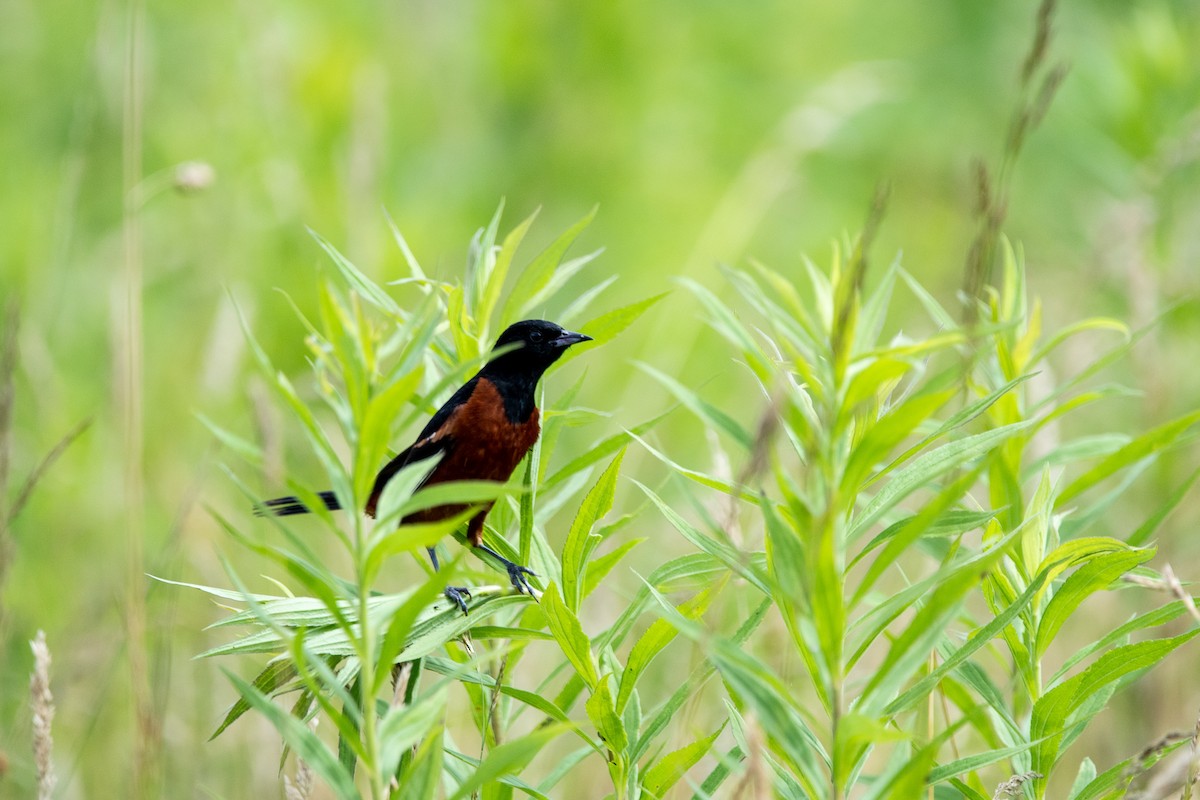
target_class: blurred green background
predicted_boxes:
[2,0,1199,796]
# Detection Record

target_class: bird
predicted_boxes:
[259,319,592,613]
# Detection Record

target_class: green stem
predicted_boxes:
[356,514,384,799]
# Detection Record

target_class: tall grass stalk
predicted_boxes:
[119,0,157,792]
[0,301,18,607]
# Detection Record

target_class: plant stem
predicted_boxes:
[356,513,384,799]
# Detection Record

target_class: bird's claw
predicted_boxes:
[444,585,472,615]
[507,563,539,597]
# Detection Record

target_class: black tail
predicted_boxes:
[256,491,342,517]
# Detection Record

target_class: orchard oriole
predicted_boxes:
[260,319,591,613]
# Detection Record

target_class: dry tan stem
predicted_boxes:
[29,631,56,800]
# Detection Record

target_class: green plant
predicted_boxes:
[180,206,690,798]
[635,240,1200,798]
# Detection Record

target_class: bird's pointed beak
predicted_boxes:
[552,330,592,348]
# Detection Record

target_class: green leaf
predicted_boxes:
[616,581,719,714]
[198,414,264,466]
[223,668,360,799]
[372,566,458,695]
[1128,465,1200,546]
[1069,739,1191,800]
[354,367,423,505]
[398,478,520,519]
[540,583,600,689]
[562,449,625,611]
[624,431,753,501]
[679,277,771,380]
[397,593,533,661]
[209,659,297,740]
[852,509,998,568]
[395,728,445,799]
[534,747,594,795]
[946,779,991,800]
[480,207,538,333]
[1030,629,1200,788]
[502,207,597,324]
[848,421,1033,542]
[832,712,907,788]
[1032,537,1131,605]
[884,560,1051,715]
[544,410,669,489]
[852,465,984,605]
[1029,317,1128,366]
[1068,758,1098,800]
[632,602,771,769]
[446,726,564,800]
[1034,547,1154,659]
[582,538,644,601]
[694,745,743,799]
[642,582,826,795]
[378,687,449,779]
[926,740,1042,785]
[1052,600,1197,683]
[641,724,724,797]
[556,293,668,368]
[856,375,1031,494]
[635,362,751,449]
[585,674,628,755]
[152,575,278,604]
[841,358,913,417]
[1057,410,1200,507]
[309,228,405,319]
[871,742,937,800]
[857,532,1014,714]
[634,479,769,594]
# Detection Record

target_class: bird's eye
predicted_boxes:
[529,331,544,343]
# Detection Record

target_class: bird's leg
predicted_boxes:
[474,543,538,597]
[427,546,471,615]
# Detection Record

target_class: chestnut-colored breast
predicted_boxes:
[402,377,540,528]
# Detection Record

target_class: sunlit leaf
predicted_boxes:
[562,449,625,611]
[540,583,600,689]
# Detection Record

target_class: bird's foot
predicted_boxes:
[473,543,540,599]
[505,562,539,597]
[444,585,472,615]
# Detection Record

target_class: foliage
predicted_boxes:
[635,241,1200,798]
[177,199,1200,799]
[3,1,1200,796]
[187,208,750,799]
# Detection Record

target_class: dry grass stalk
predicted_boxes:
[993,771,1041,798]
[1123,717,1199,800]
[29,630,56,800]
[7,418,93,526]
[488,653,509,746]
[0,301,90,635]
[962,0,1064,323]
[715,387,784,567]
[1124,564,1200,626]
[731,715,769,800]
[391,661,413,709]
[283,718,317,800]
[832,183,889,363]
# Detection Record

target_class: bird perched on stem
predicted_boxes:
[259,319,591,613]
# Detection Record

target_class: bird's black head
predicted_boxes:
[483,319,591,379]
